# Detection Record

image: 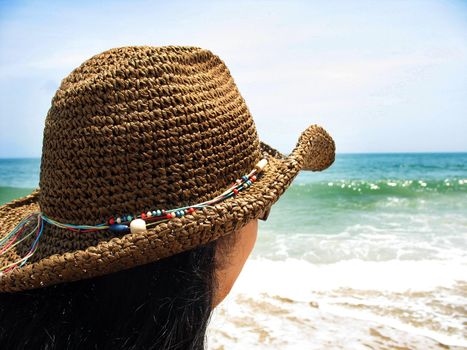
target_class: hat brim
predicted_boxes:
[0,124,335,292]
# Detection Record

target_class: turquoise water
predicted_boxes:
[1,154,466,347]
[0,158,39,204]
[258,153,467,262]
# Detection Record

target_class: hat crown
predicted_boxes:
[39,46,262,224]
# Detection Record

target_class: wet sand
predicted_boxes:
[208,291,465,350]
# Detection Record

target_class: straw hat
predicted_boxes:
[0,46,335,293]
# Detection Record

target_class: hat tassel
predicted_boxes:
[0,212,45,275]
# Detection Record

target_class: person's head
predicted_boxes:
[0,46,334,349]
[0,217,260,349]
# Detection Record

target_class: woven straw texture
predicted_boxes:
[0,46,335,292]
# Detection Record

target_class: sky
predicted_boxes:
[0,0,466,157]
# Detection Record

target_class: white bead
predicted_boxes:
[255,158,268,172]
[146,211,152,217]
[130,218,147,234]
[116,217,122,224]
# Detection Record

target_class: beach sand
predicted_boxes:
[208,286,466,350]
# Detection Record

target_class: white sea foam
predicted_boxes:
[256,215,467,263]
[233,257,465,295]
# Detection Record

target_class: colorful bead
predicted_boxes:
[130,219,147,234]
[156,210,162,216]
[246,180,252,186]
[166,213,172,219]
[109,217,115,225]
[242,175,248,182]
[141,212,147,219]
[109,224,130,233]
[188,207,195,213]
[152,210,157,217]
[251,175,257,181]
[127,215,133,222]
[233,188,239,195]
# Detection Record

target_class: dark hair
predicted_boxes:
[0,231,238,350]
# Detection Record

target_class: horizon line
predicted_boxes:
[1,151,467,160]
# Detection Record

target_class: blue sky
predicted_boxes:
[0,0,466,157]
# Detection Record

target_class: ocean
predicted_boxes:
[1,154,466,349]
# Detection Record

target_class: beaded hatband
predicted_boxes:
[0,158,268,275]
